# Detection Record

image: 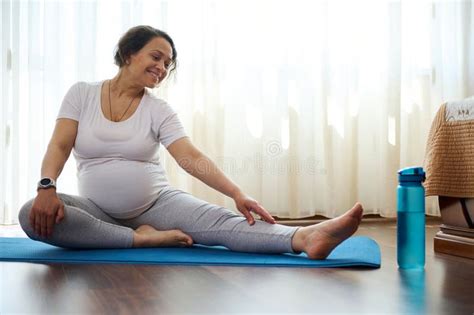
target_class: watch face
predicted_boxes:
[40,178,52,185]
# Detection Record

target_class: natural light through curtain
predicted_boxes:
[1,0,473,224]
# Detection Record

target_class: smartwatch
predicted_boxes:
[37,177,56,190]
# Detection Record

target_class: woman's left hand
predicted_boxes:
[233,192,276,225]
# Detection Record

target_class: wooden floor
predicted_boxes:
[1,217,473,315]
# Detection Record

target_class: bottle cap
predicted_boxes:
[398,167,425,182]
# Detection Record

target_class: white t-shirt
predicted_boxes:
[57,81,187,219]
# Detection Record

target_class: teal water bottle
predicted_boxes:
[397,167,426,269]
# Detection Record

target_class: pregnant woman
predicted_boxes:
[19,25,363,259]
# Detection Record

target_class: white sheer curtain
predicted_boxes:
[1,0,473,224]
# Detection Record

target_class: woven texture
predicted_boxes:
[424,103,474,197]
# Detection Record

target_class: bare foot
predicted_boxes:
[133,225,194,248]
[292,203,363,259]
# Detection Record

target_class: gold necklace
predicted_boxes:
[108,80,141,122]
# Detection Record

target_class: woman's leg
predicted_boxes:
[18,193,134,248]
[119,188,299,254]
[121,188,364,258]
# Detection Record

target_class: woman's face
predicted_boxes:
[127,36,173,88]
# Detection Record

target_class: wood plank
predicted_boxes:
[434,231,474,259]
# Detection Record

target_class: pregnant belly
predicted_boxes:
[78,160,165,218]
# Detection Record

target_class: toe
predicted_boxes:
[176,232,193,245]
[350,203,363,218]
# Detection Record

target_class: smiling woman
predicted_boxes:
[113,26,176,87]
[104,28,177,122]
[15,24,366,260]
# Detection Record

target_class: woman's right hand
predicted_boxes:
[29,189,65,238]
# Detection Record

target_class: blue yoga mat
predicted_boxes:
[0,236,380,268]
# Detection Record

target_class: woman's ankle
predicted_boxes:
[291,227,307,253]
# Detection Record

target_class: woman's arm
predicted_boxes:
[41,118,78,181]
[167,137,275,225]
[31,118,78,237]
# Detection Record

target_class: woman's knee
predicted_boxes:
[18,198,36,238]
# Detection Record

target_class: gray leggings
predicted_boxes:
[18,187,298,254]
